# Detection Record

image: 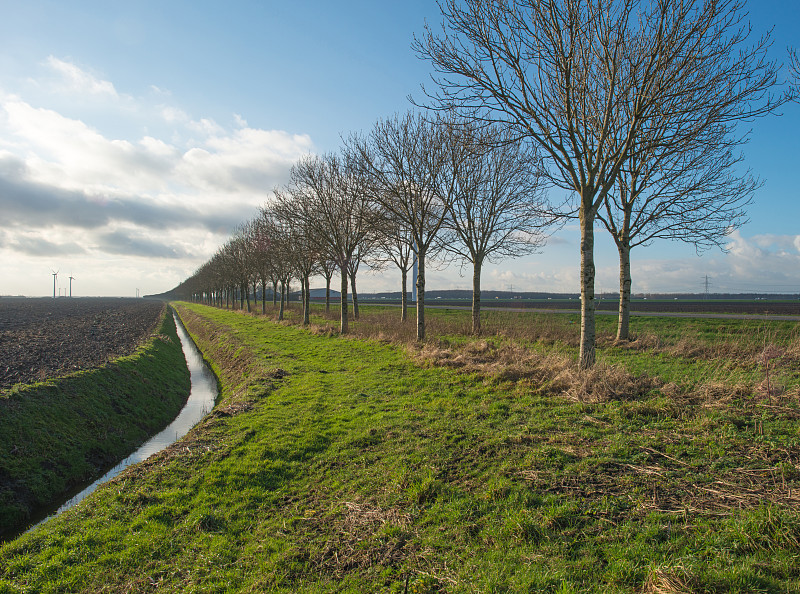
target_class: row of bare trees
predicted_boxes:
[176,113,552,339]
[174,0,790,368]
[414,0,789,367]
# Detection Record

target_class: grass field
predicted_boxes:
[1,302,799,592]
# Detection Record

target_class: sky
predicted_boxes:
[0,0,798,298]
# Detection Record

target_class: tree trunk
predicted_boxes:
[300,276,306,313]
[350,272,359,320]
[303,273,310,325]
[616,243,632,342]
[252,279,258,309]
[261,280,267,314]
[400,268,408,322]
[472,260,482,335]
[416,251,426,341]
[245,282,251,313]
[340,267,349,334]
[278,280,285,321]
[272,280,278,306]
[325,276,331,314]
[579,207,597,369]
[240,283,245,310]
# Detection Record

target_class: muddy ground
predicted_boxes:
[0,298,165,390]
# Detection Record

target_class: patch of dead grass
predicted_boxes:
[642,567,693,594]
[410,339,661,403]
[311,500,416,577]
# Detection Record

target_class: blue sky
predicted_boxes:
[0,0,797,297]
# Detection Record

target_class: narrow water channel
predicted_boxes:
[23,310,218,535]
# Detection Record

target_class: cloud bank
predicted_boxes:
[431,230,800,295]
[0,57,314,295]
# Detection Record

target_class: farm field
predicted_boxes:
[363,298,800,317]
[0,297,165,389]
[2,301,799,592]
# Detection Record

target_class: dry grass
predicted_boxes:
[309,500,417,578]
[408,338,661,404]
[297,304,800,411]
[519,436,800,518]
[642,567,693,594]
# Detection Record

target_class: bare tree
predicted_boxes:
[288,153,376,334]
[599,122,758,341]
[226,228,253,312]
[212,245,236,309]
[273,192,322,326]
[442,121,550,334]
[318,257,336,314]
[250,209,278,315]
[415,0,784,367]
[248,207,294,320]
[347,246,365,320]
[790,49,800,97]
[373,210,416,322]
[208,250,231,308]
[350,111,464,341]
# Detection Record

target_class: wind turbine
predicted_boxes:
[68,274,76,298]
[51,270,58,298]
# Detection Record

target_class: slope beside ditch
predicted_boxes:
[0,305,190,538]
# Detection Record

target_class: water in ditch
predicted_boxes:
[20,310,218,536]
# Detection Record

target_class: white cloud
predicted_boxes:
[627,230,800,294]
[187,117,225,136]
[160,105,189,123]
[410,229,800,297]
[0,65,316,296]
[486,265,578,292]
[45,56,118,98]
[149,85,172,97]
[1,94,313,200]
[178,127,313,194]
[2,99,176,194]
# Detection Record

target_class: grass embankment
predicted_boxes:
[2,302,800,592]
[0,306,190,539]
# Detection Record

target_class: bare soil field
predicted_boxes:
[0,298,165,390]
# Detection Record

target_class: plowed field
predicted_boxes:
[0,298,165,390]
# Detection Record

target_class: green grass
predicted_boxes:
[1,302,799,592]
[0,307,190,539]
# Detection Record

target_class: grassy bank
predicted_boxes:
[1,302,799,592]
[0,306,190,538]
